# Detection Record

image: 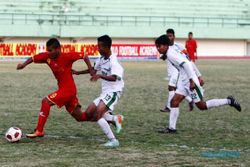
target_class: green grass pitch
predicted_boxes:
[0,60,249,166]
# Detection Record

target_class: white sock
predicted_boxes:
[103,112,117,122]
[185,96,192,103]
[167,91,175,108]
[169,107,179,130]
[97,118,116,140]
[206,99,230,109]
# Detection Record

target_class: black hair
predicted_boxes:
[46,38,60,48]
[166,28,175,36]
[189,32,193,35]
[155,35,171,46]
[97,35,112,49]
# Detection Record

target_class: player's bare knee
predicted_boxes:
[196,101,207,110]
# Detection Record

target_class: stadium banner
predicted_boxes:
[0,43,159,60]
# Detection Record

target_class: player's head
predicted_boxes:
[166,28,175,45]
[97,35,112,57]
[155,34,170,55]
[188,32,193,40]
[46,38,61,59]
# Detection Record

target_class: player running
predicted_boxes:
[73,35,124,147]
[155,35,241,133]
[16,38,94,138]
[160,29,204,113]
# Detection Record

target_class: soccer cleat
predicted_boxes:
[104,139,119,148]
[26,129,45,138]
[160,107,170,113]
[158,128,177,134]
[227,96,241,112]
[115,115,124,134]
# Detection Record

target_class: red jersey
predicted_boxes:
[32,52,85,94]
[185,39,197,61]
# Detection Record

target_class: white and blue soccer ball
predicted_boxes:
[5,127,22,142]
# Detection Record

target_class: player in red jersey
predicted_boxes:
[16,38,94,138]
[185,32,197,62]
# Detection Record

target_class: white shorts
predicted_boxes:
[175,80,204,103]
[93,91,122,111]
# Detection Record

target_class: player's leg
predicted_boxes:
[94,100,119,147]
[103,110,124,134]
[160,72,179,113]
[26,97,54,138]
[169,94,185,131]
[191,84,241,111]
[97,92,124,134]
[70,103,96,122]
[159,93,185,133]
[195,96,241,111]
[160,85,176,113]
[185,95,194,111]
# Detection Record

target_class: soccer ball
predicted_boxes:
[5,127,22,142]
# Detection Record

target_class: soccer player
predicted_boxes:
[185,32,197,62]
[73,35,124,147]
[160,29,204,113]
[16,38,94,138]
[155,35,241,133]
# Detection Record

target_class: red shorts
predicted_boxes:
[47,89,80,113]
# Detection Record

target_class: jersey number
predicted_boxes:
[104,95,112,101]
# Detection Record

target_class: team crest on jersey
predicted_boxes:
[49,93,57,99]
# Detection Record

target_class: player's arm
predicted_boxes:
[191,62,204,86]
[91,74,117,82]
[169,52,197,90]
[91,58,123,82]
[16,57,33,70]
[17,52,48,70]
[83,55,95,76]
[72,68,97,75]
[181,61,199,90]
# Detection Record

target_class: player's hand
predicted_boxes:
[16,63,25,70]
[189,79,195,91]
[90,74,100,82]
[72,69,80,75]
[198,77,205,86]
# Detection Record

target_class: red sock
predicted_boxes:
[36,99,51,132]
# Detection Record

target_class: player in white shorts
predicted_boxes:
[73,35,124,147]
[160,29,204,113]
[155,35,241,133]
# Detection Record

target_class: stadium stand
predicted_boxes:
[0,0,250,38]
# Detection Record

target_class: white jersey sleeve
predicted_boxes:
[167,48,187,68]
[167,47,196,80]
[191,62,202,77]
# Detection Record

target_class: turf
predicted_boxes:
[0,60,249,167]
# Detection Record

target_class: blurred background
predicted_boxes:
[0,0,250,58]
